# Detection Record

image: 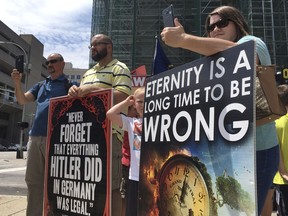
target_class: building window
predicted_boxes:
[0,83,4,99]
[6,86,15,102]
[0,83,15,102]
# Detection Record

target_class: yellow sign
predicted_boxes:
[282,67,288,79]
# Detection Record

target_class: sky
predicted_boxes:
[0,0,93,69]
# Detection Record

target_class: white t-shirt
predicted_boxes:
[121,115,142,181]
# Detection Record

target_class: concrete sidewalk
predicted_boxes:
[0,151,27,216]
[0,195,26,216]
[0,195,279,216]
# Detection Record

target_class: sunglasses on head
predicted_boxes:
[45,59,61,66]
[207,18,230,33]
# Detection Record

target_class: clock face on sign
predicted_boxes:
[158,154,210,216]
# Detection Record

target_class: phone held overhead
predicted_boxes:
[15,55,24,73]
[162,4,175,27]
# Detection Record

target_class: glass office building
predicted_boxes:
[90,0,288,73]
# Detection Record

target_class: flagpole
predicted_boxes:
[151,34,158,76]
[151,34,173,76]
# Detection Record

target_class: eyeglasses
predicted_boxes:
[207,18,230,32]
[45,59,61,66]
[88,42,110,49]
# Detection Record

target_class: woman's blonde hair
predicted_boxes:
[134,87,145,98]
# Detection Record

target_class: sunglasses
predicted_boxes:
[45,59,61,66]
[207,18,230,32]
[88,42,110,49]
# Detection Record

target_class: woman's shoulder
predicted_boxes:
[238,35,271,65]
[237,35,264,44]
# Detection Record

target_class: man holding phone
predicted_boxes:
[11,53,77,216]
[15,55,24,73]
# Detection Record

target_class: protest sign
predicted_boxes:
[44,89,112,216]
[139,41,256,216]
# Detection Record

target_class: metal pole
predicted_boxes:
[0,41,29,159]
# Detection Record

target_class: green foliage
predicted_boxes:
[216,175,254,215]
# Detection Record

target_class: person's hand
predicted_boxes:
[161,18,185,48]
[76,84,100,97]
[11,69,22,84]
[68,85,79,97]
[125,95,135,106]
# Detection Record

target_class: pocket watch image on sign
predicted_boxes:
[157,154,217,216]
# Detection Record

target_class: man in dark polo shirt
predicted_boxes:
[11,53,77,216]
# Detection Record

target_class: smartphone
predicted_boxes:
[162,4,175,27]
[15,55,24,73]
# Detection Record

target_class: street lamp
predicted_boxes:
[0,41,30,159]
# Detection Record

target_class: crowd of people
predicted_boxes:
[11,5,287,216]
